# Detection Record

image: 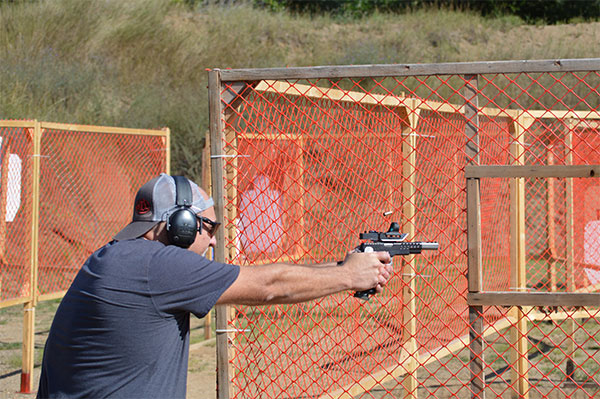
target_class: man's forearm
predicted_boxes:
[247,263,352,305]
[303,261,339,268]
[216,252,391,306]
[217,262,352,305]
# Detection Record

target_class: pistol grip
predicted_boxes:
[354,245,376,300]
[354,288,376,301]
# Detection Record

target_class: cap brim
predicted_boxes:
[113,220,160,241]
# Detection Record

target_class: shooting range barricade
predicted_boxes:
[0,120,169,393]
[207,59,600,398]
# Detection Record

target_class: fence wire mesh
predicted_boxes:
[0,125,34,301]
[38,127,168,296]
[0,122,168,304]
[475,306,600,399]
[212,64,600,398]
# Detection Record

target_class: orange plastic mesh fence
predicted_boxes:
[476,306,600,399]
[525,120,600,292]
[214,67,600,397]
[0,125,34,302]
[0,122,168,304]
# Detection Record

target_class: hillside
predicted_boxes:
[1,0,599,182]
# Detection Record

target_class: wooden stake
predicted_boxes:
[565,121,576,383]
[0,138,9,265]
[20,305,35,393]
[202,131,213,340]
[209,70,232,399]
[509,115,529,398]
[402,100,420,398]
[20,122,42,393]
[547,145,558,291]
[464,74,485,399]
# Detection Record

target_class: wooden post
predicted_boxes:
[509,115,530,398]
[565,121,576,382]
[464,74,485,399]
[202,80,249,339]
[202,131,213,340]
[164,127,171,175]
[546,145,558,291]
[297,135,306,262]
[401,100,421,398]
[20,121,42,393]
[0,138,10,265]
[454,149,462,260]
[0,137,6,298]
[209,70,232,399]
[565,124,575,291]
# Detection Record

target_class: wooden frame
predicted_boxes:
[19,122,41,393]
[219,59,600,81]
[208,70,233,399]
[0,120,170,392]
[401,99,420,398]
[565,123,577,382]
[468,292,600,307]
[463,74,486,399]
[211,58,600,399]
[509,115,529,397]
[466,162,600,397]
[465,164,600,179]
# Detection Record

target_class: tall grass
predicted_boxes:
[1,0,599,181]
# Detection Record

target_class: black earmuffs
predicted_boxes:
[166,176,197,248]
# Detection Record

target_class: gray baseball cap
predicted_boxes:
[113,173,214,241]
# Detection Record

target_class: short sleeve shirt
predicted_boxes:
[37,239,240,399]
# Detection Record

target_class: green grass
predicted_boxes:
[0,342,21,350]
[1,0,599,183]
[4,347,44,369]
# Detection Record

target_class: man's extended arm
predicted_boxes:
[216,251,392,305]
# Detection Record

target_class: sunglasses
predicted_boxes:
[197,215,220,238]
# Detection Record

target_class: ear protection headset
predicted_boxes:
[166,176,198,248]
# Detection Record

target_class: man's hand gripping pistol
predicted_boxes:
[354,222,439,300]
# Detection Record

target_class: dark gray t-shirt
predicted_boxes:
[37,239,240,399]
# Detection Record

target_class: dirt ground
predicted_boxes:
[0,300,216,399]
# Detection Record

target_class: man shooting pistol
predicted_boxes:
[354,222,439,300]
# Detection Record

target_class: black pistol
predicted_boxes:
[354,222,439,300]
